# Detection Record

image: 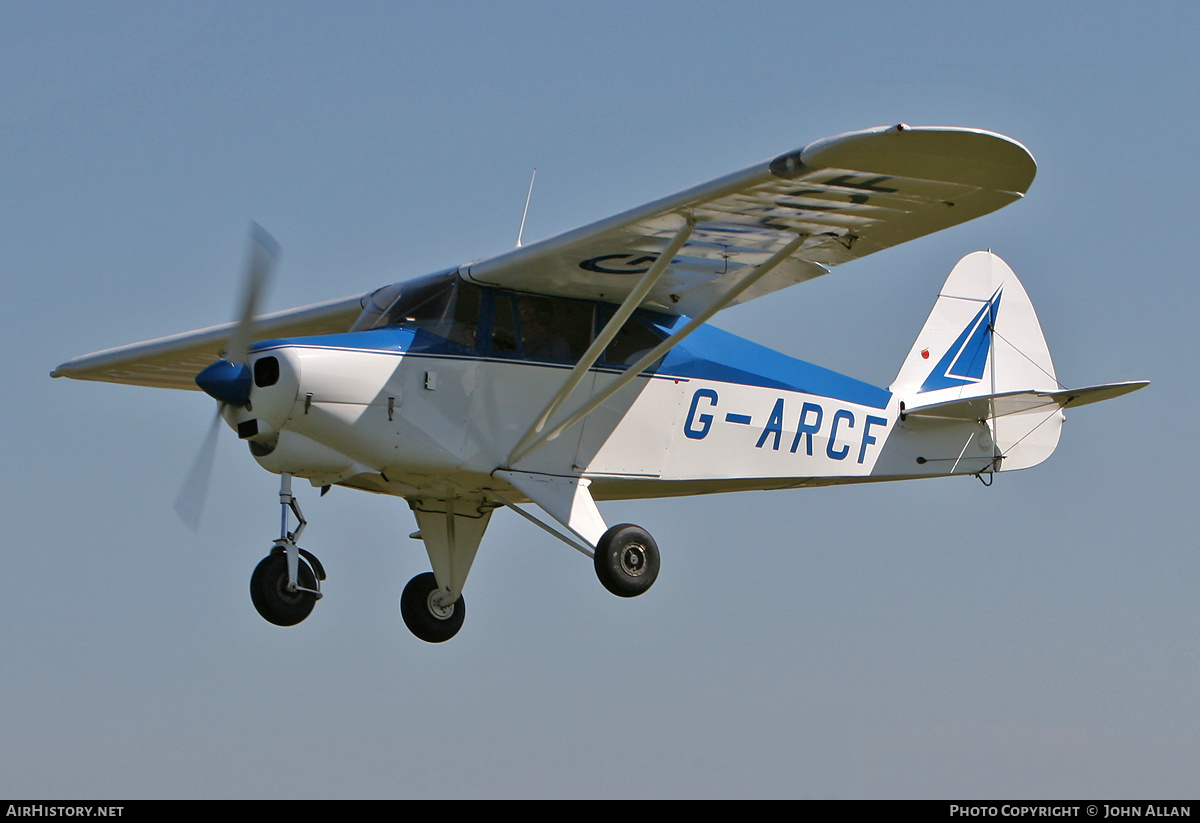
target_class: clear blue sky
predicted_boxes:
[3,1,1195,798]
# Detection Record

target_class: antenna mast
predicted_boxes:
[516,168,537,248]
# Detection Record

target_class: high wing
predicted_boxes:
[465,124,1035,317]
[53,125,1033,392]
[51,294,367,390]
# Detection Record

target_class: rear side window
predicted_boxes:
[604,315,662,366]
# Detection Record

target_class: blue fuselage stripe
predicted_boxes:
[254,321,892,409]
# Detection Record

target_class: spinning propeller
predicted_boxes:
[174,224,280,531]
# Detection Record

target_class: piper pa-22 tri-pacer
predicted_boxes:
[53,125,1146,643]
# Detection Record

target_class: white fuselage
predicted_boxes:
[224,335,997,503]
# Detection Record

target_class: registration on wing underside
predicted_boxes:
[565,169,989,293]
[464,126,1033,312]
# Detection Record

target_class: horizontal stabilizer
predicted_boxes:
[905,380,1149,421]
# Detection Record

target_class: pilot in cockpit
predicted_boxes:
[519,299,571,361]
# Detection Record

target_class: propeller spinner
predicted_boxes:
[195,223,280,407]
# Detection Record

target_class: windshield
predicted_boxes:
[350,269,479,349]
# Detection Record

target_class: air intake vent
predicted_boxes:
[254,356,279,387]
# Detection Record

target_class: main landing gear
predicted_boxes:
[250,473,325,627]
[400,572,465,643]
[490,489,662,605]
[395,518,659,643]
[593,524,660,597]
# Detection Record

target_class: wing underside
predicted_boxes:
[465,125,1036,316]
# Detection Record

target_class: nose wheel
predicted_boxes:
[250,551,320,626]
[400,572,465,643]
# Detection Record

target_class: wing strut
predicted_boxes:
[507,231,810,465]
[506,218,695,464]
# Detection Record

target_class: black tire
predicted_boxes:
[400,572,465,643]
[594,524,659,597]
[250,552,318,626]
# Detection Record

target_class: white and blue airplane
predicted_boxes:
[52,125,1146,643]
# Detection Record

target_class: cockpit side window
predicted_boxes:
[442,283,480,349]
[515,295,591,363]
[489,293,519,354]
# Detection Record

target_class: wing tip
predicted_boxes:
[777,124,1036,194]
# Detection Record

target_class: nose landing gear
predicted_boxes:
[249,473,324,627]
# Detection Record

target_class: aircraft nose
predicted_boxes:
[196,359,252,406]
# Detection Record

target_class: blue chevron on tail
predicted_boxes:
[919,287,1002,393]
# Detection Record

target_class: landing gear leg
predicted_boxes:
[250,473,325,626]
[488,487,661,599]
[401,496,492,643]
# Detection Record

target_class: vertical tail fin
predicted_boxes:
[891,251,1063,471]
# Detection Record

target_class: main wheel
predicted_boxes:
[400,572,465,643]
[250,552,318,626]
[594,524,659,597]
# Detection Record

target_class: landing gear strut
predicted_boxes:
[400,572,465,643]
[250,473,324,626]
